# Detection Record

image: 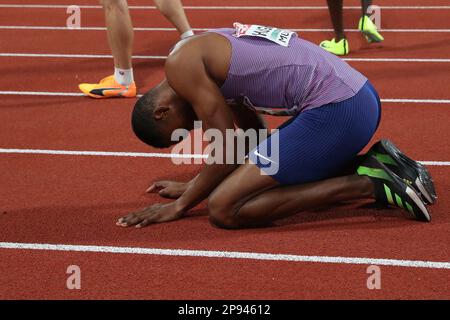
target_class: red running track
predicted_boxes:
[0,0,449,299]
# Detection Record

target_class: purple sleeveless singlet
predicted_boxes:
[209,28,368,115]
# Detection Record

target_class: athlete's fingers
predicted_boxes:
[158,189,168,197]
[116,213,136,226]
[121,215,143,227]
[136,216,159,228]
[117,203,165,227]
[135,219,149,228]
[145,183,160,193]
[118,208,144,224]
[158,189,177,198]
[117,209,149,226]
[146,181,169,193]
[146,183,163,193]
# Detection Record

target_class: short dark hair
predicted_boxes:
[131,88,169,149]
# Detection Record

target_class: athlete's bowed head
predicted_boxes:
[131,81,198,149]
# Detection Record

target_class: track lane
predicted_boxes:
[0,249,449,299]
[0,96,450,160]
[0,0,449,300]
[0,57,449,100]
[1,7,450,29]
[0,153,448,262]
[2,0,449,6]
[1,29,449,59]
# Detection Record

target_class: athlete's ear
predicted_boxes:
[153,105,170,120]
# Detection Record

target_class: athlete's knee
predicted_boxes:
[100,0,127,11]
[208,214,237,229]
[207,194,240,229]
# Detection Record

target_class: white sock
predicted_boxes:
[180,29,194,40]
[114,68,134,86]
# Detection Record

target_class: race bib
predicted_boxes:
[233,22,296,47]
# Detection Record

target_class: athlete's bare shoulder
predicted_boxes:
[166,32,231,87]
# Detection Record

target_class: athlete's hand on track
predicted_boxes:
[116,202,183,228]
[146,180,188,199]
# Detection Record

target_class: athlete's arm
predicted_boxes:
[166,45,240,214]
[117,48,237,228]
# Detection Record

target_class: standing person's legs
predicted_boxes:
[361,0,373,16]
[320,0,349,55]
[358,0,384,43]
[102,0,134,85]
[326,0,345,41]
[79,0,194,98]
[153,0,194,38]
[325,0,374,37]
[78,0,136,98]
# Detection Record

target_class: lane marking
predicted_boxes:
[0,91,85,96]
[420,161,450,166]
[1,53,450,63]
[1,4,450,10]
[0,242,449,270]
[1,26,450,33]
[0,148,207,159]
[0,148,448,166]
[381,98,450,104]
[2,91,450,104]
[0,53,167,59]
[344,58,450,63]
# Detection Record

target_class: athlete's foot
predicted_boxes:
[358,15,384,43]
[79,75,137,99]
[319,38,349,56]
[366,140,437,204]
[357,155,431,222]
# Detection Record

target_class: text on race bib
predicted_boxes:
[233,22,296,47]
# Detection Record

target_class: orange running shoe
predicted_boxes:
[78,75,137,99]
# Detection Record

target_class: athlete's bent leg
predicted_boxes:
[209,81,381,229]
[208,162,374,229]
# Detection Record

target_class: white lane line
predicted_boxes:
[0,148,448,166]
[0,148,207,159]
[0,90,144,98]
[0,242,449,269]
[1,53,450,63]
[0,91,85,96]
[382,99,450,104]
[1,4,450,10]
[2,91,450,104]
[421,161,450,166]
[344,58,450,63]
[0,53,167,59]
[1,26,450,33]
